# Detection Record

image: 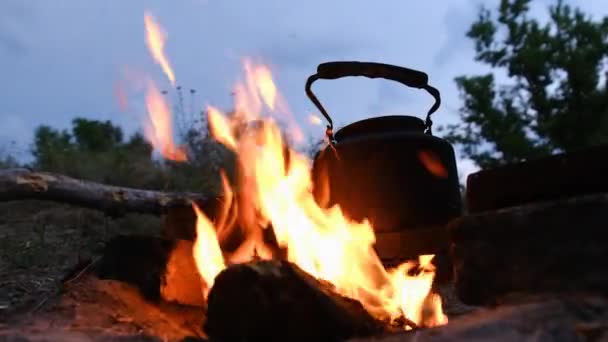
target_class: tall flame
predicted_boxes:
[143,80,187,161]
[144,12,176,86]
[136,11,446,326]
[191,60,447,328]
[192,202,225,296]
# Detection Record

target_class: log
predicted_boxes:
[449,193,608,306]
[0,168,219,217]
[204,260,387,341]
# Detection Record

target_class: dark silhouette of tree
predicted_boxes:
[71,118,123,152]
[443,0,608,169]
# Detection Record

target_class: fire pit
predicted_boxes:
[3,146,608,341]
[2,13,608,341]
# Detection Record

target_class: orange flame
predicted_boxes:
[143,81,187,161]
[192,202,226,297]
[207,106,237,150]
[144,12,176,86]
[190,60,447,328]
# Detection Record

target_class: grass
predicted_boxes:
[0,200,162,320]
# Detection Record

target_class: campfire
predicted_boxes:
[3,10,608,342]
[139,11,447,337]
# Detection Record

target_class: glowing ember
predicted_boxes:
[144,12,176,86]
[143,80,187,161]
[192,60,447,328]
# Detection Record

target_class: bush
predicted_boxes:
[29,118,236,195]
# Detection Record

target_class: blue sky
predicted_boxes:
[1,0,607,180]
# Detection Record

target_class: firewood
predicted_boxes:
[0,168,218,217]
[204,260,386,341]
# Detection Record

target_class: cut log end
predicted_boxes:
[205,260,387,341]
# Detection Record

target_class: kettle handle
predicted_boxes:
[305,61,441,141]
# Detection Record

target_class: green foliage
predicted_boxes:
[175,126,237,193]
[443,0,608,169]
[31,119,162,189]
[71,118,123,152]
[29,117,235,194]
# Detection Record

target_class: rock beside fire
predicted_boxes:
[348,295,608,342]
[450,193,608,305]
[205,260,386,341]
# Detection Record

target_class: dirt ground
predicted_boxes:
[0,200,478,341]
[0,200,161,321]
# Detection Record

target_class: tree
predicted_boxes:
[31,118,162,188]
[32,126,73,169]
[443,0,608,169]
[71,118,123,152]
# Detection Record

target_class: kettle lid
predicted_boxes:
[334,115,425,142]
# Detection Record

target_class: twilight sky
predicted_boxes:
[1,0,607,179]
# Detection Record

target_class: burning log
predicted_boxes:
[450,193,608,305]
[0,168,219,217]
[204,259,387,341]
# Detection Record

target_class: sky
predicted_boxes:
[1,0,607,180]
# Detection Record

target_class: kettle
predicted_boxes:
[307,61,462,261]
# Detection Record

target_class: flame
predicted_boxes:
[207,106,237,150]
[192,203,226,296]
[143,80,187,161]
[144,12,176,86]
[113,81,129,112]
[190,60,447,328]
[308,114,322,126]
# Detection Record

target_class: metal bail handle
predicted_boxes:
[305,61,442,142]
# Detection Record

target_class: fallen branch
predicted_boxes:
[0,168,217,216]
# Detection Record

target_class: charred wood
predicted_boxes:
[449,193,608,305]
[205,260,386,341]
[0,168,219,217]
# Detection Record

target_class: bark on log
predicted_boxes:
[205,260,386,341]
[0,168,219,217]
[449,193,608,306]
